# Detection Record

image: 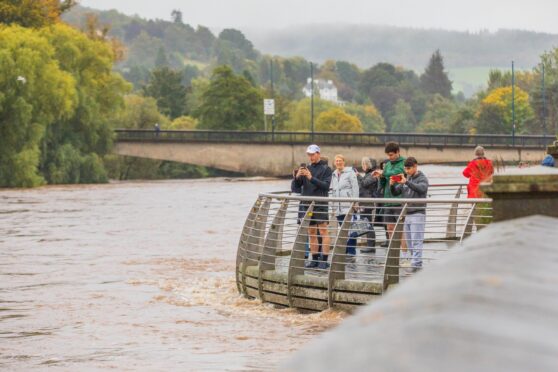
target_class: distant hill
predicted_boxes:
[244,24,558,70]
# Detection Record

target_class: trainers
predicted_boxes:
[318,261,330,270]
[411,266,422,273]
[305,260,319,269]
[400,259,411,268]
[380,241,389,248]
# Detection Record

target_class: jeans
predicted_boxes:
[404,213,425,268]
[336,215,357,256]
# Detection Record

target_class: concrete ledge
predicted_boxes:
[283,215,558,372]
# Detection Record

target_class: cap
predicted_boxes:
[306,144,320,154]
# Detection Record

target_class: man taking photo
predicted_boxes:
[291,144,332,270]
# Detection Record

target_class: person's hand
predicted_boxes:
[373,169,383,177]
[398,174,407,184]
[304,168,312,180]
[297,167,308,179]
[389,177,396,186]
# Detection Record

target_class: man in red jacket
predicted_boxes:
[463,146,494,198]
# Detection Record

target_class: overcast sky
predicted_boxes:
[80,0,558,34]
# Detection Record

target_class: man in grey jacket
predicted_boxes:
[390,157,429,271]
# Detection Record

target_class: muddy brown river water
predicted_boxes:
[0,166,464,371]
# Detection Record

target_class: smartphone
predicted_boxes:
[391,175,402,182]
[300,163,307,169]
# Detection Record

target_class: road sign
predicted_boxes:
[264,99,275,115]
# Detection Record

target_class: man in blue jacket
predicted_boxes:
[291,144,333,269]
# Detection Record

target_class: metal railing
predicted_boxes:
[115,129,554,149]
[235,184,492,312]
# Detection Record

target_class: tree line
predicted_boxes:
[2,2,558,187]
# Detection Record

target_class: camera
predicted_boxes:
[300,163,307,169]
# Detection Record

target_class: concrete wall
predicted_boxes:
[114,142,547,176]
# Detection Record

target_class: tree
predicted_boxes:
[40,23,130,184]
[284,98,335,131]
[143,67,187,119]
[104,94,168,180]
[316,108,363,132]
[0,0,75,28]
[167,116,198,129]
[476,86,534,134]
[420,50,453,98]
[416,94,458,133]
[0,25,76,187]
[195,65,263,130]
[344,103,385,132]
[390,100,416,133]
[171,9,183,24]
[154,46,170,67]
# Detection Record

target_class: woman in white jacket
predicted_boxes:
[330,154,359,256]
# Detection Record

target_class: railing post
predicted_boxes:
[236,196,264,295]
[327,203,356,308]
[446,185,463,239]
[382,204,408,289]
[258,199,288,299]
[460,203,477,242]
[287,202,315,308]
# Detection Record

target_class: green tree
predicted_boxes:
[316,108,363,132]
[154,46,169,67]
[344,103,385,132]
[284,98,335,131]
[0,0,75,28]
[416,94,457,133]
[143,67,187,119]
[41,23,130,184]
[195,65,263,130]
[476,86,534,134]
[420,50,453,98]
[167,116,198,129]
[104,94,168,180]
[390,99,416,132]
[0,25,76,187]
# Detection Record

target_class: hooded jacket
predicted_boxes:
[463,157,493,198]
[291,159,332,198]
[379,156,406,205]
[357,169,381,198]
[330,167,359,216]
[390,171,429,214]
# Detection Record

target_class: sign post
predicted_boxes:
[264,99,275,138]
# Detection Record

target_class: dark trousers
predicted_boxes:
[336,215,357,256]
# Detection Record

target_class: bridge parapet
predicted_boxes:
[115,129,554,148]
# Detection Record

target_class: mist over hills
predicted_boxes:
[244,24,558,70]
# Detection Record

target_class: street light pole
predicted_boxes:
[512,61,515,146]
[542,62,547,138]
[310,62,314,142]
[270,59,275,141]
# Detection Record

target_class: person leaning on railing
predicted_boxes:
[463,146,494,198]
[331,154,359,259]
[357,157,381,253]
[291,144,333,270]
[390,157,429,272]
[373,141,407,251]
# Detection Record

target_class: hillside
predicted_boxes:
[245,24,558,70]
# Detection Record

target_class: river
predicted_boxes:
[0,165,465,371]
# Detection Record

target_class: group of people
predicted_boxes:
[291,141,494,272]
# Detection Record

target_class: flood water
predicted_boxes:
[0,166,464,371]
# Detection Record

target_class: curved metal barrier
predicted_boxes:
[236,184,492,312]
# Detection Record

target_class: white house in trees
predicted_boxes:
[302,78,340,104]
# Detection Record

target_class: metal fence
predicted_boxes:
[235,184,492,312]
[115,129,554,148]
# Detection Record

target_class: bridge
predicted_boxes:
[114,129,554,176]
